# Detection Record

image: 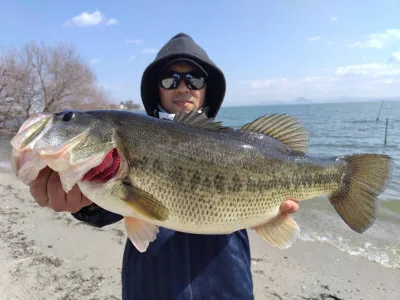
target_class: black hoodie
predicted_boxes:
[140,33,226,119]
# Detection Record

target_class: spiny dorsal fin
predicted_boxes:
[240,114,309,153]
[173,111,233,132]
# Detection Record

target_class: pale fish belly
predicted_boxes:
[160,207,281,234]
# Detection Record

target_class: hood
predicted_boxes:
[140,33,226,118]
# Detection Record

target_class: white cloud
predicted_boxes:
[335,63,382,76]
[236,59,400,102]
[127,55,136,62]
[241,78,290,89]
[125,39,143,44]
[63,10,117,27]
[106,18,117,26]
[335,63,400,77]
[331,17,338,22]
[348,29,400,48]
[302,76,330,83]
[349,40,383,49]
[90,58,100,64]
[308,36,322,42]
[390,51,400,62]
[373,78,396,84]
[241,76,339,91]
[236,75,341,102]
[141,48,158,54]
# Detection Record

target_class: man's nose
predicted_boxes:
[176,79,189,92]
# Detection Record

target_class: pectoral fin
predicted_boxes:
[112,181,169,221]
[253,215,300,250]
[124,217,159,252]
[127,185,169,221]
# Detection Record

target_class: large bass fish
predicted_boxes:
[11,110,393,252]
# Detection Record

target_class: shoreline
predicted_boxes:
[0,169,399,299]
[249,232,399,299]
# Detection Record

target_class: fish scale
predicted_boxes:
[126,146,345,233]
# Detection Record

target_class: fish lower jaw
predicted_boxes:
[12,148,48,184]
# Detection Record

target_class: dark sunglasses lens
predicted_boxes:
[188,77,205,90]
[160,77,177,89]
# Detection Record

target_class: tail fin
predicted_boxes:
[329,154,393,233]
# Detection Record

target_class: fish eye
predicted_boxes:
[62,111,74,122]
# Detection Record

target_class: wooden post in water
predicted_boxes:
[376,99,384,121]
[384,118,388,145]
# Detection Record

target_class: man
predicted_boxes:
[30,33,299,299]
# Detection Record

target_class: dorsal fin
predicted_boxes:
[173,111,233,132]
[240,114,309,153]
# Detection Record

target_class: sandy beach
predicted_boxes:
[0,165,399,300]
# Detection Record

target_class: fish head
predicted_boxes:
[11,110,122,192]
[34,111,114,160]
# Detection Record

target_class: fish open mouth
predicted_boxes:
[82,149,120,182]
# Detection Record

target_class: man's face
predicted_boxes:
[158,63,207,114]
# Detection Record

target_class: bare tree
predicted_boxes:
[0,41,112,135]
[0,47,41,134]
[22,41,98,112]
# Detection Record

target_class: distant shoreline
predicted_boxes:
[221,99,400,108]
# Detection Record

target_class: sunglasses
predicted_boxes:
[159,72,207,90]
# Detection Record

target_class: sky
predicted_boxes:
[2,0,400,107]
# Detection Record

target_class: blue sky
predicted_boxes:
[2,0,400,107]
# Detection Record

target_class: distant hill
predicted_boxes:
[294,97,312,103]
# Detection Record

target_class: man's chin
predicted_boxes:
[173,103,195,112]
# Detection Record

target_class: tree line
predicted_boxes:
[0,41,140,135]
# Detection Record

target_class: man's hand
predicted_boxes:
[29,167,93,213]
[279,198,299,217]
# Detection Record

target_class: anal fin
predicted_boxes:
[124,217,160,252]
[253,215,300,250]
